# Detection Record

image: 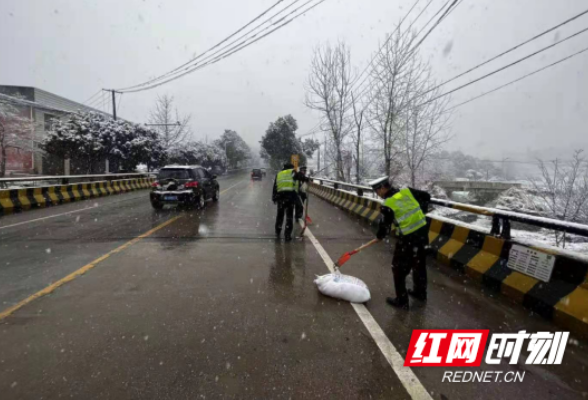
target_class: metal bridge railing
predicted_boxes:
[311,177,588,240]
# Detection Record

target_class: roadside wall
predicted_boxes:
[0,177,154,215]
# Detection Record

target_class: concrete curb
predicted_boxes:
[308,182,588,338]
[0,178,154,215]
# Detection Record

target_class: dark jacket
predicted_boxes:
[376,187,430,240]
[272,169,309,202]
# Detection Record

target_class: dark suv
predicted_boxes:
[251,168,263,180]
[150,166,220,209]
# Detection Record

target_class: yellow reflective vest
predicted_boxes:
[276,169,295,192]
[383,188,427,236]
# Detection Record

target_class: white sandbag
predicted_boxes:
[314,272,371,303]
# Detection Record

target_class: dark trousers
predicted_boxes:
[295,193,307,219]
[392,229,428,303]
[275,197,295,237]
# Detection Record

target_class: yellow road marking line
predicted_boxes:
[0,216,181,321]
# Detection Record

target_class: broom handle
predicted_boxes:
[349,238,380,255]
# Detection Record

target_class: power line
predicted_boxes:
[117,0,314,93]
[117,92,124,115]
[348,0,438,101]
[418,25,588,106]
[117,0,292,91]
[430,7,588,93]
[446,45,588,112]
[408,0,459,54]
[412,0,452,40]
[83,90,102,105]
[118,0,327,93]
[347,0,459,111]
[444,0,463,19]
[86,94,105,108]
[348,0,424,92]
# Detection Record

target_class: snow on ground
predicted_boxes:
[428,187,588,255]
[493,187,549,214]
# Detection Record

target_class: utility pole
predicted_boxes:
[103,89,121,120]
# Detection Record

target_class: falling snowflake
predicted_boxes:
[45,248,51,254]
[144,335,149,341]
[301,332,306,340]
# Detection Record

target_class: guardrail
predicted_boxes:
[311,177,588,240]
[0,173,155,188]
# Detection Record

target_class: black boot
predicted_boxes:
[284,235,293,242]
[408,289,427,301]
[275,230,281,238]
[386,297,409,310]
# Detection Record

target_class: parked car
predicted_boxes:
[150,165,219,209]
[251,168,263,180]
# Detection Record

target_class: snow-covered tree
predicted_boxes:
[43,111,164,173]
[214,130,251,169]
[305,42,354,180]
[260,115,305,170]
[168,141,224,168]
[148,95,191,157]
[531,150,588,248]
[0,98,34,177]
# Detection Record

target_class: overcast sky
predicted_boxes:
[1,0,587,160]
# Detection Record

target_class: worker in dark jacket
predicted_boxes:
[273,163,308,241]
[295,166,308,221]
[370,176,430,310]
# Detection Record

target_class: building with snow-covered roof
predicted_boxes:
[0,85,112,175]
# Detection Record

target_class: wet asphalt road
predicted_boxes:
[0,172,587,399]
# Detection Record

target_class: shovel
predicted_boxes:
[334,238,380,268]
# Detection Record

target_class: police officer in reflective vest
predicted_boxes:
[272,163,308,241]
[370,176,430,309]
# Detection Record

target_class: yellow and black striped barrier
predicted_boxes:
[0,178,154,215]
[308,181,588,338]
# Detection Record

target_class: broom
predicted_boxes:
[334,238,380,268]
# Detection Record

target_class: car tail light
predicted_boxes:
[185,181,198,188]
[151,182,160,188]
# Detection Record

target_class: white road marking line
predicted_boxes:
[220,179,246,194]
[0,206,99,230]
[302,224,433,400]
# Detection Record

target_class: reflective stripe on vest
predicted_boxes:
[277,169,295,192]
[383,188,427,236]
